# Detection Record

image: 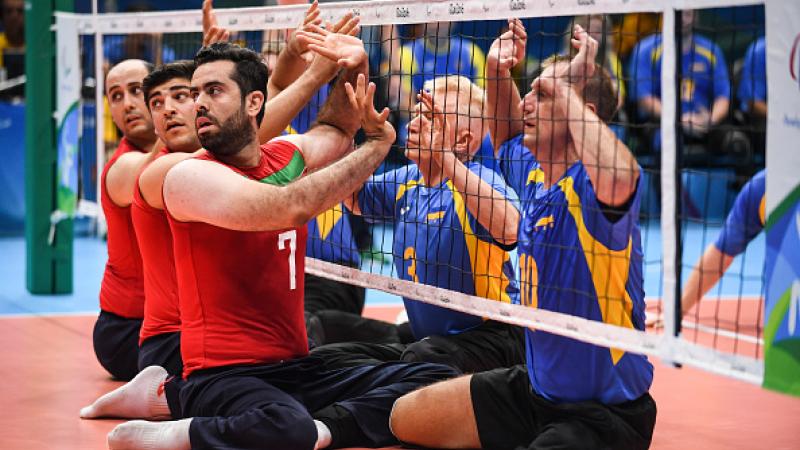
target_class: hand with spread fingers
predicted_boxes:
[487,18,527,73]
[202,0,231,46]
[345,73,394,143]
[285,1,323,64]
[296,22,367,70]
[415,90,452,163]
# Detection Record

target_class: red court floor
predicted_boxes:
[1,306,799,449]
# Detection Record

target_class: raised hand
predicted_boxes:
[345,73,394,142]
[561,24,598,85]
[296,23,367,70]
[487,18,527,73]
[416,90,451,162]
[202,0,231,46]
[285,1,323,63]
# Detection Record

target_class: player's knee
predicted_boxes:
[389,391,418,443]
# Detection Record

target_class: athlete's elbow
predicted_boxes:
[284,205,314,228]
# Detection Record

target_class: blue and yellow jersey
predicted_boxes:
[737,37,766,113]
[284,86,360,267]
[358,163,520,340]
[498,135,653,405]
[397,37,487,95]
[629,33,730,116]
[715,169,766,257]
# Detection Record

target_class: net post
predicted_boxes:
[659,7,681,363]
[92,0,107,237]
[24,0,74,294]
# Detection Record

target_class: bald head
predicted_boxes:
[106,59,156,146]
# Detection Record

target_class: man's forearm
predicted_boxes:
[639,96,661,120]
[315,59,369,137]
[710,97,729,125]
[567,96,638,206]
[268,46,309,98]
[258,68,332,144]
[441,154,519,244]
[486,64,523,150]
[285,136,391,224]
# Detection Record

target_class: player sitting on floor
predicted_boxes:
[311,74,525,374]
[388,23,657,450]
[92,59,158,381]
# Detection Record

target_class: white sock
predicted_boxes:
[107,419,192,450]
[314,420,332,450]
[80,366,171,420]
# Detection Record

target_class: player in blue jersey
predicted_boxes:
[676,169,766,323]
[737,36,767,155]
[629,10,731,154]
[389,23,656,449]
[312,74,525,374]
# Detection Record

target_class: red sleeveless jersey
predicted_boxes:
[132,147,181,345]
[99,137,147,319]
[167,140,309,378]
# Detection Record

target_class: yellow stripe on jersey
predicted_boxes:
[285,125,299,135]
[759,194,766,226]
[651,45,662,65]
[396,179,422,201]
[558,176,634,365]
[535,216,555,229]
[447,181,513,303]
[427,211,446,222]
[519,253,539,309]
[694,45,717,66]
[316,204,344,240]
[527,168,546,185]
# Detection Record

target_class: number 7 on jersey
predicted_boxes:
[278,230,297,290]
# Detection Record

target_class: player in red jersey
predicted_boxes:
[102,34,456,450]
[93,58,158,381]
[80,5,366,422]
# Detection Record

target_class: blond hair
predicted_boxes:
[422,75,487,152]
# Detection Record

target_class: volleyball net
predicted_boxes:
[52,0,799,389]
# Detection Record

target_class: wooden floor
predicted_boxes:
[1,307,798,449]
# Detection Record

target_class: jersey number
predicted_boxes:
[403,247,420,283]
[278,230,297,290]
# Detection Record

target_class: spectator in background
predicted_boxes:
[103,4,176,69]
[0,0,25,98]
[629,10,733,157]
[390,22,486,142]
[737,36,766,155]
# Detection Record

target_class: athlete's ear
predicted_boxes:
[585,102,597,115]
[245,90,265,120]
[454,127,474,153]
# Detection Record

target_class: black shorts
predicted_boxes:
[304,272,365,315]
[402,321,526,373]
[92,310,142,381]
[138,331,183,377]
[471,365,657,450]
[180,356,457,449]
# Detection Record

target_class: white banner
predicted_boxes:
[54,15,81,223]
[764,0,800,397]
[766,0,800,213]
